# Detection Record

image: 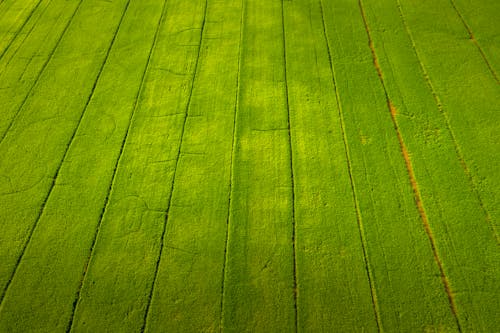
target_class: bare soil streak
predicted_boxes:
[358,1,462,331]
[396,0,497,242]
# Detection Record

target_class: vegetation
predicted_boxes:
[0,0,498,331]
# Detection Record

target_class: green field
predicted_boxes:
[0,0,498,331]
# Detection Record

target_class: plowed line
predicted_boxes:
[219,0,244,331]
[65,1,169,331]
[319,1,382,331]
[358,1,462,331]
[396,0,497,242]
[0,0,84,145]
[140,1,208,331]
[0,0,85,305]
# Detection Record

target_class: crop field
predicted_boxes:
[0,0,498,331]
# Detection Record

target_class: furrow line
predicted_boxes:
[140,1,208,331]
[0,0,131,309]
[448,0,499,84]
[219,0,244,331]
[0,0,53,74]
[396,0,497,242]
[0,0,84,145]
[0,0,86,305]
[281,1,298,331]
[0,0,44,62]
[319,0,382,331]
[65,1,170,331]
[358,1,462,331]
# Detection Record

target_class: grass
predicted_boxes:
[0,0,498,332]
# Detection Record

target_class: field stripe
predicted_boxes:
[38,0,131,243]
[280,0,381,330]
[0,0,129,309]
[0,0,143,330]
[448,0,498,83]
[141,1,208,331]
[365,0,499,330]
[66,2,169,332]
[66,1,208,331]
[0,0,83,144]
[0,0,82,138]
[280,0,298,330]
[321,0,461,330]
[142,1,244,331]
[358,3,461,330]
[0,0,84,299]
[0,0,44,63]
[220,0,244,330]
[0,0,42,56]
[394,0,497,242]
[0,0,130,307]
[319,1,382,330]
[223,0,295,329]
[0,0,52,75]
[396,0,500,237]
[451,0,500,77]
[0,0,15,17]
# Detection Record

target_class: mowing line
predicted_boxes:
[0,0,85,145]
[358,1,462,331]
[219,0,244,330]
[395,0,497,243]
[65,1,170,331]
[0,0,44,62]
[0,0,86,306]
[280,1,298,331]
[319,1,382,331]
[140,1,208,331]
[448,0,499,84]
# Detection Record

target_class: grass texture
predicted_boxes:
[0,0,498,331]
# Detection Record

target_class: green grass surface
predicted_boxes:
[0,0,498,332]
